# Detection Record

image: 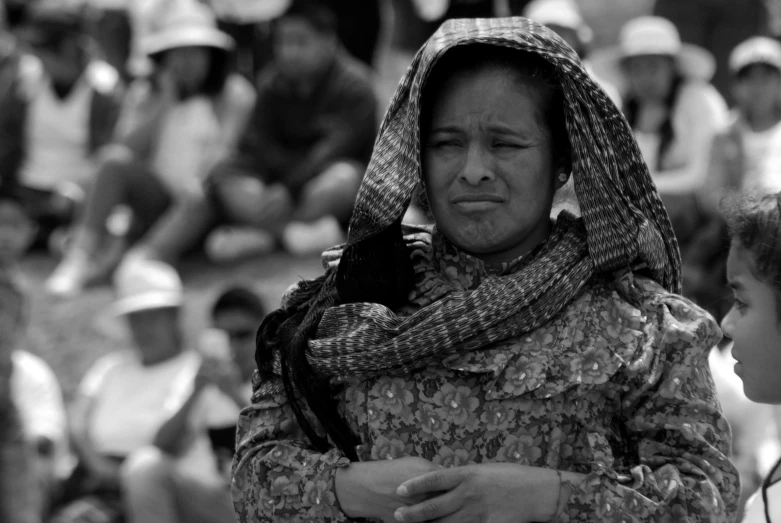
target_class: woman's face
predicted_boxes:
[623,54,677,102]
[721,244,781,404]
[422,66,564,264]
[161,46,212,94]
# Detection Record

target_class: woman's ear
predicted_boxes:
[554,168,570,190]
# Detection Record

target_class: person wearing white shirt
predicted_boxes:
[10,350,71,519]
[591,17,729,251]
[46,0,255,298]
[49,258,203,523]
[124,285,266,523]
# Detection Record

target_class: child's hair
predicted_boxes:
[211,286,267,321]
[723,191,781,296]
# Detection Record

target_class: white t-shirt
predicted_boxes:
[633,82,729,195]
[151,96,220,198]
[11,351,73,478]
[80,350,200,457]
[749,121,781,193]
[19,73,95,191]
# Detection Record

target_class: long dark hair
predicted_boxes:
[624,73,684,172]
[255,45,569,460]
[150,46,232,98]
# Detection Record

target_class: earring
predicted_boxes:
[558,172,569,183]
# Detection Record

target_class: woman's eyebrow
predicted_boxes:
[428,125,462,134]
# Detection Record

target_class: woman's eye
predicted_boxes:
[493,141,520,149]
[429,140,460,148]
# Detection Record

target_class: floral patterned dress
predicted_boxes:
[232,230,740,522]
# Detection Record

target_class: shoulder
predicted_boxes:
[676,81,729,121]
[613,270,721,359]
[11,350,55,378]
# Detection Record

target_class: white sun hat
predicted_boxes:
[591,16,716,90]
[523,0,593,46]
[112,257,184,316]
[729,36,781,75]
[141,0,234,57]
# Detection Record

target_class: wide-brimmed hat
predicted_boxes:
[141,0,233,57]
[591,16,716,89]
[729,36,781,75]
[112,257,183,317]
[523,0,593,46]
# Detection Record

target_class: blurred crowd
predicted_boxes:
[1,0,781,521]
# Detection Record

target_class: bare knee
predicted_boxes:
[95,145,139,183]
[121,446,175,493]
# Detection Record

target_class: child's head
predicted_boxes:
[721,192,781,404]
[730,37,781,117]
[210,286,266,381]
[0,191,33,267]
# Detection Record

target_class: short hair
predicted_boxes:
[724,191,781,298]
[278,0,338,36]
[210,286,267,321]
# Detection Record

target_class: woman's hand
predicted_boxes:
[393,463,562,523]
[335,457,442,522]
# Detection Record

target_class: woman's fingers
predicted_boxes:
[397,467,463,497]
[394,489,462,522]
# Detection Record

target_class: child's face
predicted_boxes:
[0,201,33,265]
[721,244,781,404]
[733,64,781,115]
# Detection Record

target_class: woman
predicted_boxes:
[233,17,739,522]
[592,16,728,251]
[46,0,255,297]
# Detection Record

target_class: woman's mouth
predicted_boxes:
[451,193,503,212]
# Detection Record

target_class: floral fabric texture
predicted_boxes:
[232,228,740,522]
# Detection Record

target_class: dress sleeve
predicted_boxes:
[557,292,740,522]
[231,378,352,522]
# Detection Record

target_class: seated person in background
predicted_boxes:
[204,0,377,259]
[0,189,40,522]
[591,16,729,252]
[706,37,781,205]
[686,37,781,322]
[50,258,201,523]
[46,0,255,298]
[11,350,71,521]
[4,3,122,253]
[124,285,267,523]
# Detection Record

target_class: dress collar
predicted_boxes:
[430,227,542,291]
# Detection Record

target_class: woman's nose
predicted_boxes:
[459,143,494,185]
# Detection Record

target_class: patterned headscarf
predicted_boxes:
[263,17,679,387]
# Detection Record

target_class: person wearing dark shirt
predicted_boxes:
[205,0,377,259]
